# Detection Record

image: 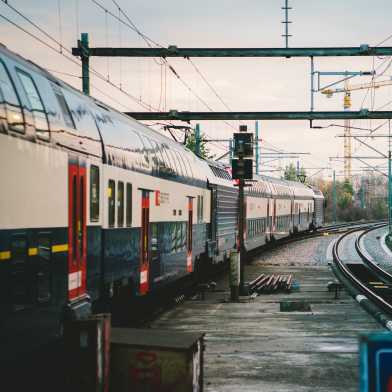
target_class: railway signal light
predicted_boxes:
[231,159,253,179]
[233,133,254,157]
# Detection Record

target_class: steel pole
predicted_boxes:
[80,33,90,95]
[310,57,314,112]
[238,178,245,295]
[333,170,337,223]
[255,121,259,175]
[195,123,201,156]
[389,120,392,237]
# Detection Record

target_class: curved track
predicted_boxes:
[333,223,392,316]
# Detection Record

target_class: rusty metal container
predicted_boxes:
[110,328,204,392]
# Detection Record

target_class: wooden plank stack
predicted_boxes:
[248,273,293,294]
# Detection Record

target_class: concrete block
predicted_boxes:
[280,300,311,312]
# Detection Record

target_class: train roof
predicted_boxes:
[249,174,316,198]
[0,43,215,186]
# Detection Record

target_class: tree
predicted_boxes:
[371,198,387,220]
[283,163,306,182]
[185,131,214,159]
[283,163,297,181]
[338,192,352,210]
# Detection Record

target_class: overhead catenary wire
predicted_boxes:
[0,6,159,112]
[91,0,237,134]
[90,0,299,159]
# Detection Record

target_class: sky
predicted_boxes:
[1,0,392,182]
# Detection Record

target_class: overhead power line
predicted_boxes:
[0,6,158,112]
[90,0,237,133]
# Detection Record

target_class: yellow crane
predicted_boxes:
[321,78,392,181]
[321,78,392,97]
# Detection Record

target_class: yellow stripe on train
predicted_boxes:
[0,251,11,261]
[28,248,38,256]
[52,244,69,253]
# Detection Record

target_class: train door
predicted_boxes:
[68,158,87,302]
[209,185,218,255]
[187,197,194,273]
[140,190,150,295]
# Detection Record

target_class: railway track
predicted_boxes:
[332,222,392,323]
[134,220,386,327]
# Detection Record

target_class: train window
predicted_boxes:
[171,223,176,253]
[182,222,186,250]
[200,196,204,222]
[171,150,183,177]
[52,83,75,129]
[152,140,168,173]
[117,181,124,227]
[72,175,77,260]
[126,183,132,227]
[176,223,182,251]
[90,165,100,222]
[160,146,175,176]
[0,61,24,132]
[197,196,200,223]
[167,150,180,176]
[177,153,189,178]
[36,232,51,303]
[197,195,204,223]
[11,234,29,311]
[142,136,159,174]
[16,69,49,139]
[183,156,194,178]
[108,180,115,228]
[151,224,158,261]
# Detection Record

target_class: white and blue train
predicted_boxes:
[0,44,324,355]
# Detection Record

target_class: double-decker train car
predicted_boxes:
[205,161,238,264]
[244,176,320,251]
[0,44,324,359]
[0,44,214,357]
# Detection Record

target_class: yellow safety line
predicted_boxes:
[374,286,389,289]
[369,281,384,285]
[0,251,11,261]
[52,244,69,253]
[28,247,38,256]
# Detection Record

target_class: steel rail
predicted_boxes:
[333,224,392,314]
[355,224,392,282]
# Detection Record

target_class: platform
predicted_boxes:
[151,237,383,392]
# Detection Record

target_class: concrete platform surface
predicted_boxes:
[151,237,383,392]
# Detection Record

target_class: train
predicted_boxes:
[0,44,324,357]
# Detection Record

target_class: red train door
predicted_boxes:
[68,159,87,302]
[187,197,193,273]
[140,190,150,295]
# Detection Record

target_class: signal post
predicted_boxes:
[231,125,254,299]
